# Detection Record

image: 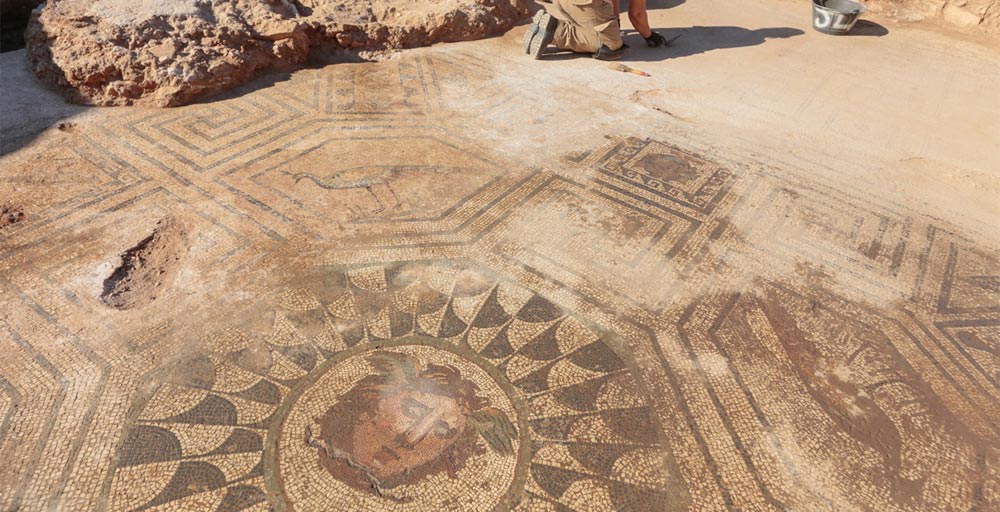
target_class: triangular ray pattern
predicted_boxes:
[110,262,677,511]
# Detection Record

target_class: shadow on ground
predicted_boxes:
[847,20,890,37]
[0,50,91,156]
[633,0,686,9]
[624,26,805,60]
[542,25,805,62]
[194,69,298,105]
[0,54,299,154]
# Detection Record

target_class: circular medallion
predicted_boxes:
[108,262,687,512]
[270,342,522,510]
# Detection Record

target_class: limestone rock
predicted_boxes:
[942,2,986,27]
[860,0,999,33]
[26,0,531,107]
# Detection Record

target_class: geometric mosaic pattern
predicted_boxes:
[2,43,999,512]
[587,136,735,215]
[106,262,686,511]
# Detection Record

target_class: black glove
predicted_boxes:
[645,31,667,47]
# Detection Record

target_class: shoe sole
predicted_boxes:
[521,11,540,54]
[523,10,557,59]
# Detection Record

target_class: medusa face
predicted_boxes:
[348,380,469,481]
[312,352,518,494]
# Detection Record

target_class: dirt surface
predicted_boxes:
[0,204,25,230]
[25,0,530,106]
[100,216,189,309]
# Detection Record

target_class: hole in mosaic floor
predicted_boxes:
[101,216,189,309]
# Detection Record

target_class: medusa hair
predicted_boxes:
[312,351,513,495]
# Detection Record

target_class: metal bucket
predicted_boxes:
[812,0,866,35]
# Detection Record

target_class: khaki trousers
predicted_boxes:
[542,0,623,53]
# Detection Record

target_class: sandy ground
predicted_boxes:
[1,0,999,510]
[478,0,1000,239]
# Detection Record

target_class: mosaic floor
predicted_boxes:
[2,5,1000,511]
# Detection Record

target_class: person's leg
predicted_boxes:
[550,22,599,54]
[523,9,560,59]
[590,0,625,51]
[549,0,622,53]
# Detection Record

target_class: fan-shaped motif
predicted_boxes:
[109,262,684,511]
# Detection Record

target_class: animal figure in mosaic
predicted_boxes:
[759,292,926,503]
[292,166,403,213]
[290,165,475,217]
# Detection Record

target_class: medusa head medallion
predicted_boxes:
[271,343,522,510]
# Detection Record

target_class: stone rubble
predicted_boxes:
[26,0,530,106]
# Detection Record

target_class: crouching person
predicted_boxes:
[523,0,626,61]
